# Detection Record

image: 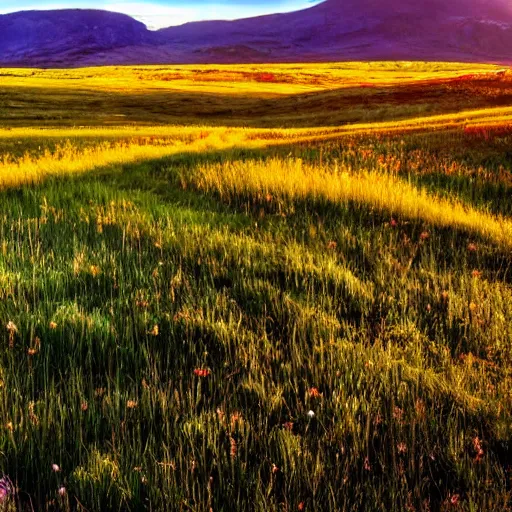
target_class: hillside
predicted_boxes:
[0,9,155,67]
[1,0,512,66]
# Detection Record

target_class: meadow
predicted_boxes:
[0,62,511,511]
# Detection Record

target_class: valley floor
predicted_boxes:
[0,62,511,511]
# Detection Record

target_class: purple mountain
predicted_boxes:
[0,9,155,66]
[1,0,512,66]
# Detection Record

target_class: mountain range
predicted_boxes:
[1,0,512,67]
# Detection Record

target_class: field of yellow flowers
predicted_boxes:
[0,63,511,511]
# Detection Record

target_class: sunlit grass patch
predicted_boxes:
[187,157,512,250]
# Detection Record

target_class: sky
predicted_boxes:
[0,0,322,29]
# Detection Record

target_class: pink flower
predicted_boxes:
[450,494,460,506]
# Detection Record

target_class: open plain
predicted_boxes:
[0,62,512,511]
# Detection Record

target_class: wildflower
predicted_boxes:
[471,270,482,279]
[393,406,404,423]
[390,218,398,228]
[283,422,294,431]
[327,241,337,250]
[307,410,315,418]
[52,464,60,473]
[49,322,58,330]
[298,502,305,511]
[229,437,237,459]
[127,400,138,409]
[0,475,12,502]
[473,436,484,462]
[308,387,321,398]
[450,494,460,506]
[149,325,159,336]
[272,464,279,474]
[467,243,478,252]
[6,322,17,333]
[193,368,211,378]
[58,486,66,497]
[397,442,407,454]
[28,348,38,356]
[364,457,371,471]
[419,231,430,241]
[6,322,17,349]
[81,401,88,412]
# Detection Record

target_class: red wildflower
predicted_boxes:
[308,387,322,398]
[473,436,484,462]
[193,369,211,378]
[450,494,460,506]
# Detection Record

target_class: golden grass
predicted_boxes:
[0,62,501,96]
[0,131,261,189]
[190,158,512,249]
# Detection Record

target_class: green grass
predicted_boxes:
[0,63,511,511]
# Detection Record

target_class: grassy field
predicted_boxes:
[0,62,512,511]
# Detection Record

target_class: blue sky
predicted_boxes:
[0,0,322,29]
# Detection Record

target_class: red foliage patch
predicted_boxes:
[257,73,277,83]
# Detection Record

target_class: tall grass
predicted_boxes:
[187,157,512,249]
[0,65,511,511]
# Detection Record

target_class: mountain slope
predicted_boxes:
[1,1,512,67]
[0,9,155,66]
[157,0,512,62]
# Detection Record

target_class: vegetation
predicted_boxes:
[0,62,511,511]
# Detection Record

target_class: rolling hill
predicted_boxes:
[1,0,512,66]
